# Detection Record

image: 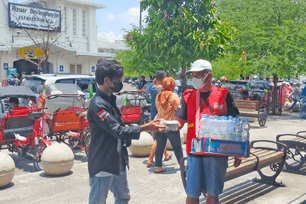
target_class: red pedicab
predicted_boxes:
[0,86,51,171]
[40,83,90,157]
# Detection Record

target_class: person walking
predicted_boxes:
[147,71,171,168]
[87,60,166,204]
[289,82,302,112]
[154,76,183,173]
[175,59,242,204]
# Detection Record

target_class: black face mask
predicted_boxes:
[111,81,123,92]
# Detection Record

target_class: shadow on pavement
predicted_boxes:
[39,171,73,178]
[199,180,279,204]
[72,149,88,163]
[267,112,302,122]
[283,165,306,176]
[147,166,180,174]
[0,182,14,191]
[287,193,306,204]
[9,154,38,173]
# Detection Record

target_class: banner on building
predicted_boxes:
[8,3,61,31]
[18,47,49,59]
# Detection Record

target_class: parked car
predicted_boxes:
[21,74,96,99]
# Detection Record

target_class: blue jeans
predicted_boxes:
[186,155,228,198]
[89,171,130,204]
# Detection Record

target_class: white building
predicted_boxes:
[97,37,129,58]
[0,0,112,80]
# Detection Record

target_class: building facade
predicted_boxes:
[0,0,112,80]
[98,38,129,59]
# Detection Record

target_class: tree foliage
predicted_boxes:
[213,0,306,80]
[116,0,235,87]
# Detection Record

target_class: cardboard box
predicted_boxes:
[191,137,250,157]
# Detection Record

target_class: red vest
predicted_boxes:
[183,86,228,154]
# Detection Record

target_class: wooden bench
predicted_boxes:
[276,131,306,171]
[179,140,288,194]
[235,100,267,127]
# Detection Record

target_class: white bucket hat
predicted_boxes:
[186,59,212,74]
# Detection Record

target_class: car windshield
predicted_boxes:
[76,78,96,92]
[21,79,44,93]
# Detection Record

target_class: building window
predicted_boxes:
[77,65,82,74]
[70,64,82,74]
[82,10,86,37]
[70,64,75,74]
[73,9,77,36]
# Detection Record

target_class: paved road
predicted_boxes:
[1,109,306,203]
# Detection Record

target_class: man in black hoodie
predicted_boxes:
[87,60,165,204]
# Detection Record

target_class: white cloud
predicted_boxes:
[119,7,148,25]
[107,12,115,21]
[98,31,123,43]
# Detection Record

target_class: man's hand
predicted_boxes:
[233,157,242,168]
[141,119,166,132]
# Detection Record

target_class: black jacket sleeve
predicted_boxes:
[226,92,240,117]
[92,105,141,140]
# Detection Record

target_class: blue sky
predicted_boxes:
[15,0,147,43]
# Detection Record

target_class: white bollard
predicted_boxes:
[41,142,74,175]
[128,131,153,156]
[0,152,15,187]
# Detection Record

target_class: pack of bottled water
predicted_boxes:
[198,114,250,141]
[300,96,306,119]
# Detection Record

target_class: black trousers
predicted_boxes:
[155,131,183,167]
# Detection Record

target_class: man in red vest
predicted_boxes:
[175,59,242,204]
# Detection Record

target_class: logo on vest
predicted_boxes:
[214,103,223,109]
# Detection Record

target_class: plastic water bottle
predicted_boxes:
[199,114,205,138]
[211,116,219,139]
[219,117,227,140]
[234,118,242,141]
[241,118,250,141]
[204,115,211,137]
[202,114,210,137]
[226,117,235,140]
[238,118,244,141]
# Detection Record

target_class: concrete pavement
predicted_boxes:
[0,112,306,204]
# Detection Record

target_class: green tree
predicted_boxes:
[215,0,306,79]
[116,0,235,89]
[215,0,306,114]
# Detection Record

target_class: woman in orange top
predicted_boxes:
[154,77,183,173]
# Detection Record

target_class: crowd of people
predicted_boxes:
[87,59,242,204]
[5,71,35,86]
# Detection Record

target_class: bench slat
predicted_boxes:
[239,112,258,117]
[226,160,257,181]
[228,150,272,166]
[293,137,306,143]
[257,152,284,169]
[228,149,269,162]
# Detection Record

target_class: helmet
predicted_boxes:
[220,76,228,83]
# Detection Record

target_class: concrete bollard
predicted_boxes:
[128,131,153,156]
[0,152,15,187]
[41,142,74,175]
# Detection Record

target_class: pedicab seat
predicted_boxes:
[51,110,82,132]
[28,112,43,120]
[3,116,35,140]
